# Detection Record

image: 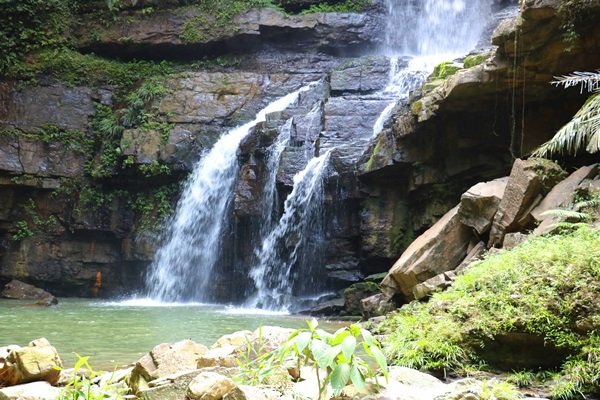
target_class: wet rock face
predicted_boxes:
[75,5,385,59]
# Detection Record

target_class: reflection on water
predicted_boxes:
[0,298,347,369]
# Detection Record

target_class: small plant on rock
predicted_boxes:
[278,319,388,399]
[56,353,124,400]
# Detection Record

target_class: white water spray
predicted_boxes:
[146,83,316,302]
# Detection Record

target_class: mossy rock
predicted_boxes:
[343,281,380,315]
[430,61,461,80]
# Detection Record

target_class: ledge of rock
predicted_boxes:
[75,6,384,59]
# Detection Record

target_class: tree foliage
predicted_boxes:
[533,71,600,157]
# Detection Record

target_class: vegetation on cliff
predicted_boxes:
[379,226,600,399]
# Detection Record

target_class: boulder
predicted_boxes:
[196,346,239,369]
[381,206,473,300]
[454,241,486,275]
[223,385,281,400]
[412,273,454,301]
[187,372,239,400]
[211,331,253,349]
[1,280,57,305]
[129,340,209,393]
[532,164,598,235]
[458,177,508,235]
[488,158,565,248]
[0,338,62,386]
[373,366,448,400]
[0,381,61,400]
[343,281,380,315]
[138,369,203,400]
[360,293,396,319]
[502,232,529,249]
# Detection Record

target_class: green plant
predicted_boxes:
[379,226,600,398]
[479,379,522,400]
[278,320,388,399]
[301,0,371,14]
[0,0,71,74]
[56,353,124,400]
[507,370,536,388]
[533,71,600,157]
[12,221,34,241]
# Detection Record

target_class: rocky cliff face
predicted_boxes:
[1,0,599,304]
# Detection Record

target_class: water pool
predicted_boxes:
[0,298,347,369]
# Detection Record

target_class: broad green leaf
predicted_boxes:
[349,324,361,338]
[329,363,351,395]
[307,319,319,331]
[315,329,333,341]
[295,331,312,353]
[341,335,357,361]
[370,346,389,380]
[331,328,351,345]
[361,329,374,346]
[320,345,342,369]
[349,363,366,393]
[310,339,331,365]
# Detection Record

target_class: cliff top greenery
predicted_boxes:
[378,225,600,399]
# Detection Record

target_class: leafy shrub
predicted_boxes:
[236,321,388,399]
[379,226,600,398]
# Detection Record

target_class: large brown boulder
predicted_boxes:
[129,340,209,393]
[458,177,508,235]
[1,280,57,306]
[488,158,565,247]
[0,338,62,386]
[187,372,239,400]
[532,165,598,235]
[381,206,473,300]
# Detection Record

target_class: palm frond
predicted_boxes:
[532,93,600,157]
[552,71,600,93]
[539,209,589,221]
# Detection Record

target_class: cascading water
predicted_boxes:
[248,151,331,311]
[146,83,316,302]
[147,0,499,310]
[372,0,495,136]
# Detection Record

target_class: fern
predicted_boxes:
[533,71,600,157]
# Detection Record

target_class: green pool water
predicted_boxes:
[0,298,347,369]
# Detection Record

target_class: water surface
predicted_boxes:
[0,298,346,369]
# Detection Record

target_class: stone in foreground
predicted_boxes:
[187,372,239,400]
[0,381,61,400]
[0,338,62,387]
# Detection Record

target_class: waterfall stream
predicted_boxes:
[147,0,497,310]
[146,83,316,302]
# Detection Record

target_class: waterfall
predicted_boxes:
[146,83,316,302]
[146,0,498,309]
[248,151,331,311]
[373,0,494,136]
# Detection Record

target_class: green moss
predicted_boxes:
[5,48,175,94]
[430,61,461,80]
[0,0,72,74]
[379,226,600,398]
[463,53,488,69]
[389,200,412,255]
[301,0,371,14]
